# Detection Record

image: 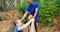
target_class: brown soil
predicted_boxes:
[0,10,60,32]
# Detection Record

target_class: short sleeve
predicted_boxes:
[35,2,40,8]
[25,6,30,12]
[14,26,18,32]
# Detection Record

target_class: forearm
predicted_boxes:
[21,11,28,21]
[34,8,39,18]
[21,14,27,21]
[23,20,32,28]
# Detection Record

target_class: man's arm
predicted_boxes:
[18,18,34,30]
[27,8,39,21]
[34,8,39,18]
[21,11,28,21]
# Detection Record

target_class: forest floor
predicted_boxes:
[24,25,60,32]
[0,10,60,32]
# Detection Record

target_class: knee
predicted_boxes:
[35,23,40,27]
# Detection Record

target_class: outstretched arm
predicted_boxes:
[21,11,28,21]
[18,18,34,30]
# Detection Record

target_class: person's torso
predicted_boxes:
[14,26,24,32]
[28,2,40,17]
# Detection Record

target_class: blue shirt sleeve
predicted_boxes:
[14,26,18,32]
[35,2,40,8]
[25,6,29,12]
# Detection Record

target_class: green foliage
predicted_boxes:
[40,0,57,26]
[16,0,28,23]
[0,18,2,21]
[55,0,60,16]
[16,4,27,14]
[16,0,60,26]
[34,0,40,2]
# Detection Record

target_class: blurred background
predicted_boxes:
[0,0,60,32]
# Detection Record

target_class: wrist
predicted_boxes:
[33,16,35,18]
[21,19,23,21]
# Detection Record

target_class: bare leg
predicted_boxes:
[35,23,40,32]
[28,15,32,32]
[28,26,30,32]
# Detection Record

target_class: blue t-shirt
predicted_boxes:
[26,2,40,17]
[14,26,24,32]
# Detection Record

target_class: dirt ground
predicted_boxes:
[24,26,60,32]
[0,10,60,32]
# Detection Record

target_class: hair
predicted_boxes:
[14,20,16,26]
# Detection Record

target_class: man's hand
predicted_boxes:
[28,15,35,21]
[30,17,35,22]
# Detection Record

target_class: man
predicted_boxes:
[14,18,35,32]
[20,0,40,32]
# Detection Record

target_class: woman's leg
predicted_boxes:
[28,15,33,32]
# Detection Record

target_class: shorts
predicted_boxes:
[35,16,40,23]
